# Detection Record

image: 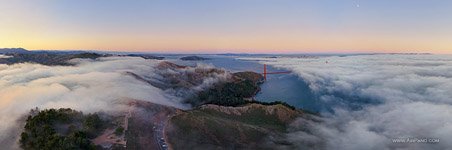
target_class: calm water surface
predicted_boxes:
[167,55,322,112]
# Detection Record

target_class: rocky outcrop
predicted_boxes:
[232,71,265,84]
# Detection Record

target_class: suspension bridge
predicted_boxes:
[262,64,291,80]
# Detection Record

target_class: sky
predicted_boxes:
[0,0,451,54]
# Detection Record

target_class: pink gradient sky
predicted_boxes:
[1,0,451,54]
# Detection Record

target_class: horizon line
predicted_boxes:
[0,47,449,55]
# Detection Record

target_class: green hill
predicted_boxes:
[166,104,303,150]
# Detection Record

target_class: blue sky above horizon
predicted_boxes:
[1,0,452,54]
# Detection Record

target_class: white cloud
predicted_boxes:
[242,54,452,149]
[0,55,12,59]
[0,57,190,148]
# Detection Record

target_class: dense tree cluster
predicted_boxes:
[115,126,124,136]
[190,72,296,110]
[20,108,104,150]
[193,79,259,107]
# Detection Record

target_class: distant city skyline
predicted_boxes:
[1,0,452,54]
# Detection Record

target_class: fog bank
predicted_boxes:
[243,54,452,150]
[0,57,190,148]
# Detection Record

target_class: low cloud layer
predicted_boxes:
[0,57,191,148]
[0,55,12,59]
[243,54,452,149]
